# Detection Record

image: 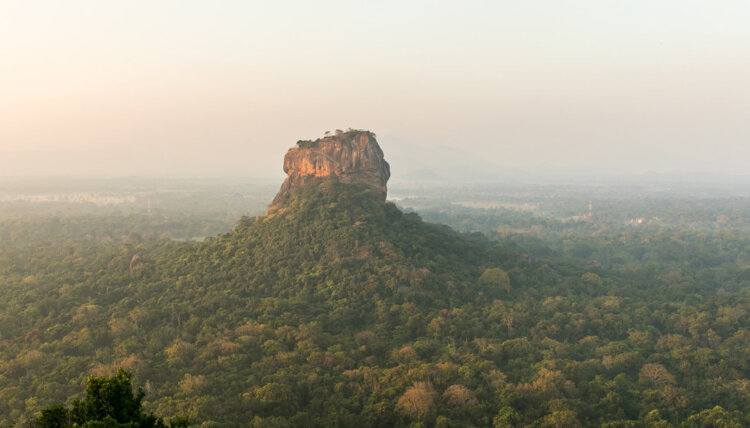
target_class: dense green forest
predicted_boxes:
[2,180,750,426]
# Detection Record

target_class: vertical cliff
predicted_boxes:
[269,130,390,210]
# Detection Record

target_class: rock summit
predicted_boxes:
[270,130,390,210]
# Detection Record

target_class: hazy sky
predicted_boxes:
[1,1,749,177]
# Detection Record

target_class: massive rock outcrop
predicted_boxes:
[269,130,390,210]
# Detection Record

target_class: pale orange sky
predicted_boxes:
[1,1,749,177]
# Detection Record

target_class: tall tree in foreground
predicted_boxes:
[32,368,188,427]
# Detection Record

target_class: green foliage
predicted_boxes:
[4,181,750,425]
[295,140,315,148]
[479,267,511,294]
[33,368,185,427]
[70,369,157,426]
[32,405,70,428]
[683,406,746,427]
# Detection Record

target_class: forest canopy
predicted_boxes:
[2,180,750,426]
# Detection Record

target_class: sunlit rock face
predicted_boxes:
[269,130,390,210]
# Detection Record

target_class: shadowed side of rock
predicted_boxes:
[269,130,390,211]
